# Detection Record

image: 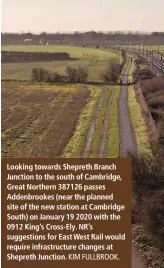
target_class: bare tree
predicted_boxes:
[101,59,119,83]
[66,67,77,82]
[76,67,88,83]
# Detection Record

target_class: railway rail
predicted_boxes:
[110,46,164,75]
[131,50,164,75]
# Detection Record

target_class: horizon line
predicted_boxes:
[2,30,157,34]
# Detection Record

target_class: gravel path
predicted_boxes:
[119,59,144,268]
[118,59,138,157]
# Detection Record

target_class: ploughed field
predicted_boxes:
[2,83,90,157]
[1,45,118,82]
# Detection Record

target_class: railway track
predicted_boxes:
[118,46,164,75]
[110,46,164,75]
[134,51,164,75]
[147,56,164,72]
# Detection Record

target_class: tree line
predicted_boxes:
[2,31,164,45]
[2,31,164,37]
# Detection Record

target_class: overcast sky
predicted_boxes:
[1,0,164,33]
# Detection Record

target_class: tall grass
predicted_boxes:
[105,86,120,157]
[128,86,152,155]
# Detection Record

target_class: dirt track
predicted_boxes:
[119,59,144,268]
[118,59,138,157]
[83,89,106,157]
[83,87,115,158]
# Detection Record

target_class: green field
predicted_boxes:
[2,58,117,82]
[2,45,120,82]
[2,45,116,59]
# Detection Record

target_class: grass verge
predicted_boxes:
[128,57,136,83]
[121,57,128,74]
[128,85,152,156]
[105,86,120,157]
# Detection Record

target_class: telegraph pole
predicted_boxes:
[161,54,163,72]
[158,44,160,58]
[146,50,148,64]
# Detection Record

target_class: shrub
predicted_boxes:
[133,66,140,82]
[43,70,51,82]
[66,66,88,83]
[31,66,89,83]
[110,62,120,82]
[101,60,119,83]
[31,68,63,82]
[76,67,88,83]
[136,56,146,65]
[142,189,164,248]
[31,68,39,81]
[100,67,111,83]
[121,49,127,58]
[141,77,164,96]
[130,152,164,250]
[38,68,45,82]
[51,72,63,82]
[131,153,164,202]
[140,68,155,80]
[132,197,141,224]
[31,68,48,82]
[66,66,78,82]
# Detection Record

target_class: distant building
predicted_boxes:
[24,38,32,44]
[38,38,46,45]
[38,41,43,45]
